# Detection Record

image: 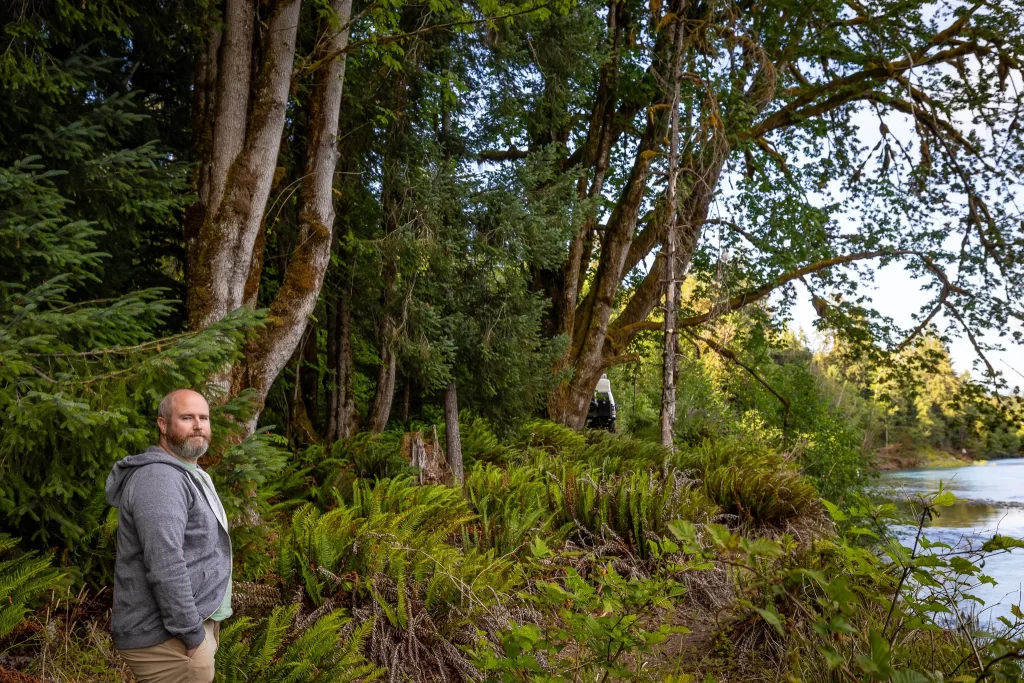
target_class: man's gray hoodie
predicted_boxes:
[105,446,231,650]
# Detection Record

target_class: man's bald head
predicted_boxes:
[157,389,211,462]
[158,389,207,424]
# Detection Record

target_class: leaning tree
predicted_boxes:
[183,0,353,426]
[478,0,1024,429]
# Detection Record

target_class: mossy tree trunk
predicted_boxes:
[185,0,354,432]
[369,329,397,433]
[327,292,356,441]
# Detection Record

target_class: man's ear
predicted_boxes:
[157,416,167,436]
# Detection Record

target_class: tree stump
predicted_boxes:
[401,429,448,485]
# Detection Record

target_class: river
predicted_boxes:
[881,458,1024,624]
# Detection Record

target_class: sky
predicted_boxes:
[775,63,1024,394]
[787,262,1024,393]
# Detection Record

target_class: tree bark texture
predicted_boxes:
[328,292,356,440]
[402,431,446,485]
[369,329,397,433]
[299,323,320,435]
[444,382,463,485]
[185,0,354,432]
[659,13,686,449]
[545,2,681,429]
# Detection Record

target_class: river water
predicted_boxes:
[881,458,1024,623]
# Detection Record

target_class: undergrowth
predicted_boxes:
[2,420,1023,682]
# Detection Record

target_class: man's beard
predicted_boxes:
[168,431,210,460]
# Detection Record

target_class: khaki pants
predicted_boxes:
[118,620,220,683]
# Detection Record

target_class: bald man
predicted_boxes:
[105,389,232,683]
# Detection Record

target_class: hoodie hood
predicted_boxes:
[105,446,194,507]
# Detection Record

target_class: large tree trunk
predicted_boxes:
[554,0,627,340]
[544,0,686,428]
[444,382,463,485]
[185,0,354,433]
[547,115,665,429]
[545,0,777,429]
[190,0,300,330]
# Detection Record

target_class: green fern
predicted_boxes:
[680,439,818,525]
[0,534,62,639]
[459,414,517,464]
[214,604,382,683]
[516,419,587,454]
[542,465,717,558]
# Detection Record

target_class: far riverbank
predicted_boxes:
[873,442,989,471]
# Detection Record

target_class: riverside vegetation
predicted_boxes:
[3,416,1024,682]
[2,156,1023,678]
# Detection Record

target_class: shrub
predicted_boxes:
[702,492,1024,682]
[475,566,687,681]
[797,415,870,502]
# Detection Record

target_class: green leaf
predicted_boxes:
[754,606,784,635]
[819,645,845,670]
[868,629,894,678]
[948,556,980,575]
[740,536,783,558]
[891,669,931,683]
[821,499,847,521]
[981,535,1024,553]
[706,524,735,550]
[667,519,698,546]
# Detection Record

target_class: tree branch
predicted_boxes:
[676,250,903,328]
[894,289,947,353]
[306,1,556,72]
[750,21,989,140]
[685,331,791,432]
[477,147,530,162]
[944,301,998,381]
